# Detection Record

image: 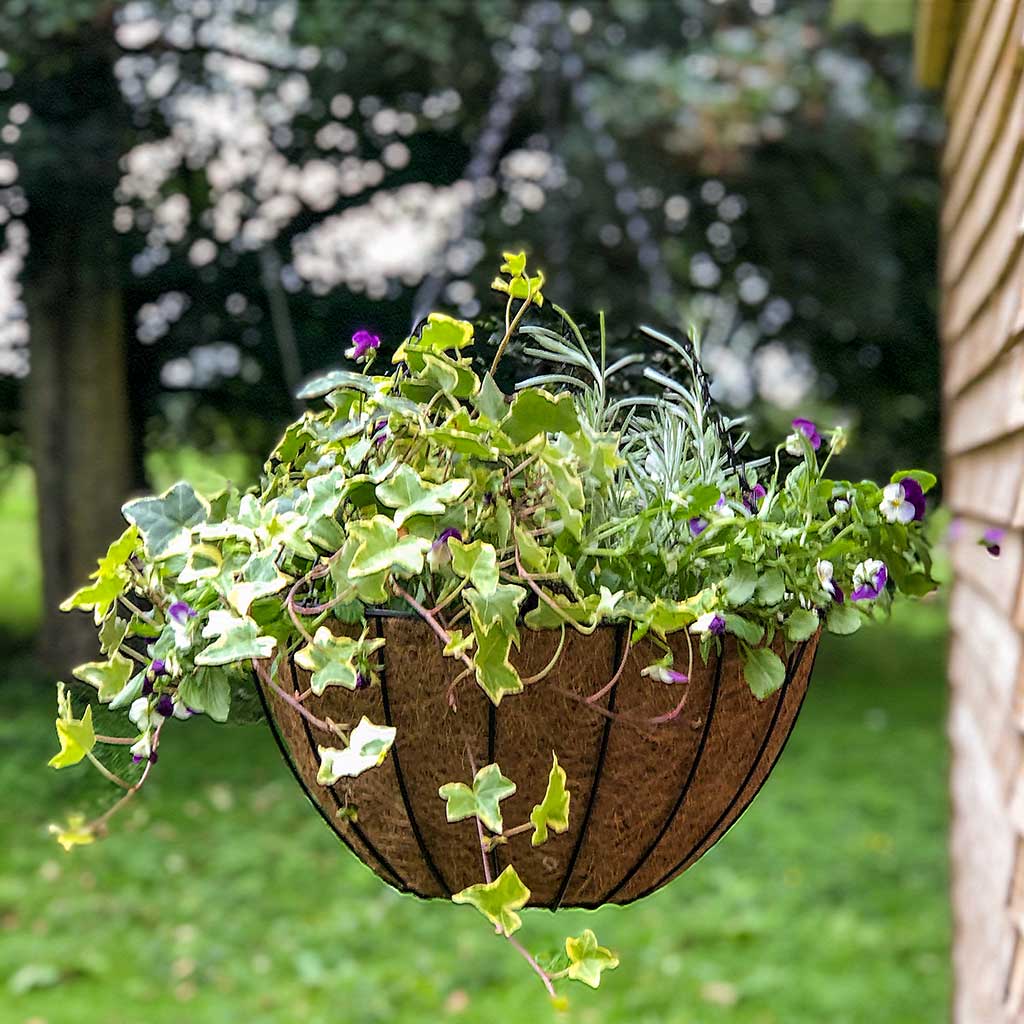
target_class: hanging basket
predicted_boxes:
[256,613,819,909]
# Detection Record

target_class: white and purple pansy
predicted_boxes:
[981,527,1005,558]
[832,495,851,515]
[427,527,463,572]
[345,329,381,361]
[689,516,708,537]
[640,662,689,685]
[168,601,197,649]
[690,611,726,636]
[815,559,844,604]
[743,483,767,513]
[786,417,821,455]
[879,478,926,524]
[850,559,888,602]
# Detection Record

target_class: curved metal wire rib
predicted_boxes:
[254,668,414,895]
[597,646,725,904]
[631,639,812,903]
[375,616,453,898]
[549,623,625,909]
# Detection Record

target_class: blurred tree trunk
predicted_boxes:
[19,17,133,674]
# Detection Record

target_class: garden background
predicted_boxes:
[0,1,948,1021]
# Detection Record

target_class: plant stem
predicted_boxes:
[489,283,536,377]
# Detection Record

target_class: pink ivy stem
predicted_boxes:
[585,630,632,703]
[254,661,336,736]
[505,934,558,1000]
[392,583,475,672]
[94,734,136,746]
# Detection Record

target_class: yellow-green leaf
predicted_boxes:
[530,753,570,846]
[452,865,531,937]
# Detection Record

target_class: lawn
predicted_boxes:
[0,465,950,1024]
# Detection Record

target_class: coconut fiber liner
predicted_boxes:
[256,615,819,908]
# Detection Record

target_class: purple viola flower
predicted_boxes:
[897,477,927,522]
[345,329,381,361]
[715,494,726,510]
[982,527,1005,558]
[641,664,689,685]
[816,560,844,604]
[689,517,708,537]
[168,602,196,625]
[355,672,370,691]
[168,601,197,650]
[743,483,767,513]
[690,612,726,636]
[372,418,388,446]
[155,694,175,718]
[427,527,463,572]
[786,418,821,455]
[850,560,888,602]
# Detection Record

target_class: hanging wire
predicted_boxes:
[410,2,557,327]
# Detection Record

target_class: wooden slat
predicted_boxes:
[943,0,1024,209]
[946,434,1024,526]
[943,60,1024,275]
[916,0,958,89]
[942,173,1024,343]
[945,251,1024,396]
[950,586,1022,711]
[944,0,1014,173]
[949,518,1024,614]
[945,0,1000,120]
[944,340,1024,454]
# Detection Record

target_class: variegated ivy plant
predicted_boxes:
[50,252,935,1002]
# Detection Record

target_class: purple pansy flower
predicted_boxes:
[689,517,708,537]
[715,494,726,510]
[786,418,821,454]
[982,527,1005,558]
[815,560,844,604]
[345,329,381,361]
[690,612,726,636]
[880,479,926,524]
[355,672,371,691]
[427,527,463,572]
[743,483,767,513]
[898,477,927,521]
[155,694,175,718]
[168,601,197,649]
[372,418,388,446]
[850,559,888,602]
[641,664,689,685]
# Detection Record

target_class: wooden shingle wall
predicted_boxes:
[943,0,1024,1019]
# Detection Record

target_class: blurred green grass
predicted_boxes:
[0,463,950,1024]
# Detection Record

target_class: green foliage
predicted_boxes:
[452,865,531,937]
[439,763,517,835]
[49,252,936,1001]
[530,754,570,847]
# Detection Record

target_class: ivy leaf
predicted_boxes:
[316,717,396,784]
[471,619,524,704]
[48,814,95,851]
[60,526,140,621]
[296,368,378,400]
[723,562,757,605]
[72,653,134,703]
[826,602,862,636]
[500,390,580,446]
[742,646,787,699]
[195,611,277,666]
[98,613,129,656]
[438,762,517,834]
[452,865,531,937]
[375,467,470,528]
[443,629,475,658]
[500,250,527,276]
[474,372,507,422]
[449,539,499,596]
[530,753,570,846]
[414,312,475,353]
[346,516,432,577]
[227,551,291,617]
[565,930,620,988]
[49,704,95,769]
[177,669,232,722]
[295,627,384,696]
[785,608,820,642]
[122,481,209,558]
